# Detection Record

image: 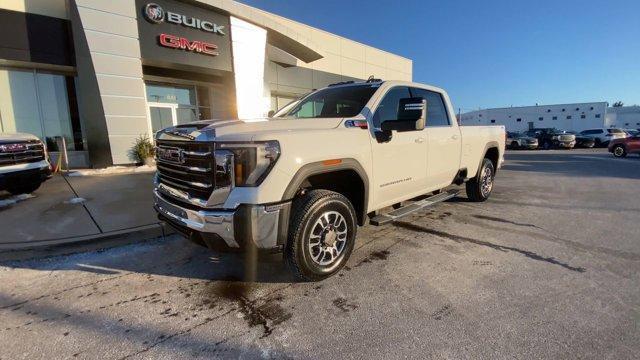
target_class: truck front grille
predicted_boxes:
[155,140,215,205]
[0,140,45,166]
[560,135,575,142]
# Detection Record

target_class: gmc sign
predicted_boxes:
[159,33,219,56]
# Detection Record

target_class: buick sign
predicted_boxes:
[143,2,225,35]
[144,3,164,24]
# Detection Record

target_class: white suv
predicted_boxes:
[579,128,627,147]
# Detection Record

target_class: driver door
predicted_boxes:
[369,86,428,208]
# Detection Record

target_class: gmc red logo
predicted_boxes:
[158,33,219,56]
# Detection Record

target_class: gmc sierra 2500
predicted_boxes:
[154,80,505,280]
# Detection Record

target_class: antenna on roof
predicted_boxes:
[366,75,382,83]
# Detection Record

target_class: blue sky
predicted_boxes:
[240,0,640,112]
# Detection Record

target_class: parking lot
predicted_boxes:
[1,148,639,359]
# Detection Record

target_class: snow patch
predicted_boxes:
[65,197,86,204]
[67,165,156,177]
[0,193,35,208]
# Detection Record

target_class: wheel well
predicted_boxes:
[485,147,499,169]
[297,170,366,225]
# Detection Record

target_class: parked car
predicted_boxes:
[506,131,538,149]
[0,133,52,195]
[579,128,627,147]
[153,80,505,280]
[622,129,639,137]
[524,128,576,149]
[565,131,596,148]
[608,135,640,157]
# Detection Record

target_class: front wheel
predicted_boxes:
[285,190,357,281]
[612,145,627,158]
[542,141,552,150]
[466,158,495,202]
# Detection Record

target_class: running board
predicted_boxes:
[369,189,459,226]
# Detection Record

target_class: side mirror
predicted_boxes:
[267,110,275,117]
[380,97,427,132]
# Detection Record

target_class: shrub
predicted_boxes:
[129,135,155,164]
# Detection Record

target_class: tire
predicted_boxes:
[285,190,357,281]
[7,181,42,195]
[542,141,551,150]
[612,145,627,158]
[594,138,602,147]
[466,158,495,202]
[510,141,519,150]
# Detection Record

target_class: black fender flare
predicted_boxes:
[277,159,370,245]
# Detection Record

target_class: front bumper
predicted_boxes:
[154,190,290,251]
[0,160,51,189]
[556,141,576,148]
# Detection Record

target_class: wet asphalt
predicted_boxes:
[1,148,639,359]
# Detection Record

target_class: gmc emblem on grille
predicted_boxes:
[157,147,184,164]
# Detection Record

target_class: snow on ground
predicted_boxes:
[0,193,35,208]
[67,165,156,177]
[64,197,86,204]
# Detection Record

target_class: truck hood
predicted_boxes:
[156,117,345,142]
[0,132,41,143]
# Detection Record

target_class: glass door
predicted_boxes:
[149,106,173,134]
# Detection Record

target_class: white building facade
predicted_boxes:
[461,103,640,133]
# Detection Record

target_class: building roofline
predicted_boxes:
[463,101,609,114]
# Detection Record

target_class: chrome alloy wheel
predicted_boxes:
[614,146,625,157]
[480,165,494,197]
[308,211,348,266]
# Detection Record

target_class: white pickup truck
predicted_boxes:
[154,80,505,280]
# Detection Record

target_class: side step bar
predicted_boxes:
[369,189,459,226]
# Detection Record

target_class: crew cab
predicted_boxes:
[0,133,51,195]
[153,80,505,280]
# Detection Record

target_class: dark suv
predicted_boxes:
[524,128,576,150]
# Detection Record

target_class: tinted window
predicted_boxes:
[280,85,377,118]
[608,129,624,134]
[372,87,411,128]
[410,88,450,127]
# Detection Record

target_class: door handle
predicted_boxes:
[415,137,425,143]
[451,134,459,140]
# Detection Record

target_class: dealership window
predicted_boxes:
[490,119,495,123]
[553,116,558,120]
[590,106,594,110]
[575,107,580,111]
[516,118,522,122]
[581,114,586,119]
[146,83,199,133]
[538,117,543,121]
[0,68,82,151]
[567,115,572,119]
[562,108,565,112]
[595,114,601,118]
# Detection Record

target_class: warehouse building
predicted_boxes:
[460,103,640,132]
[0,0,412,167]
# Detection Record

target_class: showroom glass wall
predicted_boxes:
[0,68,83,151]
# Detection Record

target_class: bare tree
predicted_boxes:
[612,101,624,107]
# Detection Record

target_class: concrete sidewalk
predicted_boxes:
[0,170,171,251]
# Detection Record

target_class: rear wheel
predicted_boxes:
[510,141,519,150]
[612,145,627,158]
[542,141,552,150]
[285,190,357,281]
[466,158,495,202]
[7,181,42,195]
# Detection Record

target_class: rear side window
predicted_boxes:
[410,88,450,127]
[372,87,411,128]
[608,129,624,134]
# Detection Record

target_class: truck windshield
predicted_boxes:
[276,84,378,118]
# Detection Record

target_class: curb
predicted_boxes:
[0,223,176,262]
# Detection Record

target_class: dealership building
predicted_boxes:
[0,0,412,168]
[460,103,640,133]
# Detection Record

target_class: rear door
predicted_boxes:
[411,87,462,190]
[369,86,428,208]
[628,136,640,153]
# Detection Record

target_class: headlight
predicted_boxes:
[216,141,280,187]
[551,135,559,140]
